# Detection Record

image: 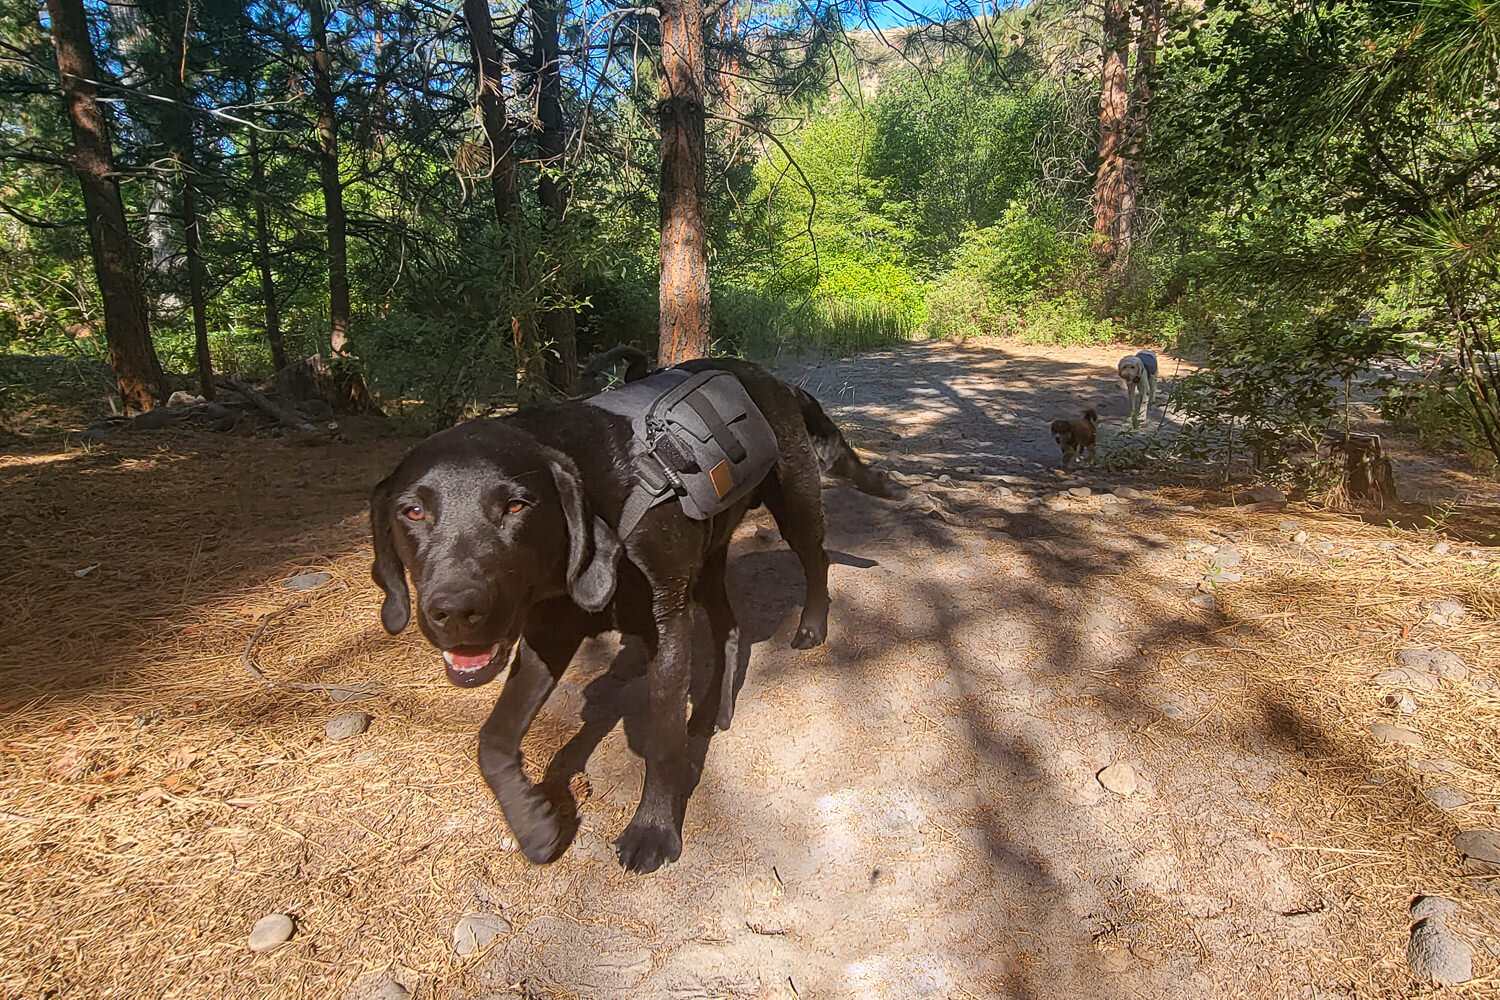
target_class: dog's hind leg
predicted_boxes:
[762,460,832,650]
[691,547,739,734]
[478,628,582,864]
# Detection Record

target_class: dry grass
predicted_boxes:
[2,436,1498,999]
[1119,494,1500,996]
[0,433,595,999]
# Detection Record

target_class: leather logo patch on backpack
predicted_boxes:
[709,459,733,499]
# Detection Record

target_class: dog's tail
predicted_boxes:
[792,385,889,497]
[581,344,652,381]
[1084,407,1099,425]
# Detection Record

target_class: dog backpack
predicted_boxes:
[584,367,780,537]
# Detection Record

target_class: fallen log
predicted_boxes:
[219,376,317,433]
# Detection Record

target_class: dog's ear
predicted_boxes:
[370,473,412,634]
[544,447,621,613]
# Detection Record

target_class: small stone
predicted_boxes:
[325,711,372,741]
[1409,758,1462,775]
[936,474,953,485]
[996,486,1014,498]
[1409,917,1473,985]
[1379,690,1418,715]
[1363,774,1388,785]
[1430,541,1452,555]
[1068,486,1092,498]
[1291,530,1308,544]
[1173,504,1197,512]
[754,526,778,543]
[1202,568,1242,584]
[1314,541,1336,555]
[285,571,333,591]
[453,912,511,956]
[1374,668,1440,692]
[1211,545,1242,568]
[1423,786,1468,809]
[1454,830,1500,872]
[1395,648,1468,682]
[370,980,409,1000]
[1378,541,1396,549]
[1369,722,1425,747]
[1097,762,1138,796]
[1427,600,1466,625]
[1278,519,1301,532]
[1243,485,1287,504]
[1112,486,1145,500]
[1202,544,1219,555]
[167,390,205,408]
[1411,895,1459,923]
[1474,676,1499,693]
[248,913,294,952]
[1190,593,1216,611]
[887,471,919,486]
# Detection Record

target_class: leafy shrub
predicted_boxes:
[1382,374,1498,469]
[353,311,515,429]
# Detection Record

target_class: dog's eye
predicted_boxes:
[402,505,424,522]
[505,499,528,515]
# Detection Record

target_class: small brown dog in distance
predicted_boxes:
[1050,408,1098,469]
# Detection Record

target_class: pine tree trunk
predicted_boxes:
[532,0,578,395]
[45,0,167,412]
[170,21,214,400]
[461,0,545,400]
[249,130,287,372]
[1091,0,1132,267]
[308,0,350,355]
[1116,0,1161,263]
[657,0,711,366]
[182,180,214,398]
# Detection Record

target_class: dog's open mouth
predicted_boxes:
[441,639,519,688]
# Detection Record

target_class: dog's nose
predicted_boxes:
[425,588,491,629]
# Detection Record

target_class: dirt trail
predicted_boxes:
[2,340,1496,1000]
[482,340,1331,999]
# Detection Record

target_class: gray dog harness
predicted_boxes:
[585,367,780,538]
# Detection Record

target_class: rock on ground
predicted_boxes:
[1409,916,1472,985]
[1422,786,1468,809]
[325,712,372,741]
[1454,831,1500,873]
[1098,762,1138,796]
[1374,667,1439,692]
[1368,723,1425,747]
[248,913,294,952]
[1394,648,1468,682]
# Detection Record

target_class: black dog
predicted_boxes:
[370,358,887,873]
[1050,407,1098,468]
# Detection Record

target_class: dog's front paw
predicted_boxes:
[507,796,563,865]
[614,819,682,874]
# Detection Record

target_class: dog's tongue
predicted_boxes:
[443,645,498,671]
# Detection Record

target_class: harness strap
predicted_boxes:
[617,452,676,538]
[684,393,748,463]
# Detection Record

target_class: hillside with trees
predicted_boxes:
[2,0,1497,477]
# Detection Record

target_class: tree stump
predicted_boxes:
[270,354,378,415]
[1320,432,1397,507]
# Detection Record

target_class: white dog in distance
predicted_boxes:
[1117,350,1158,428]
